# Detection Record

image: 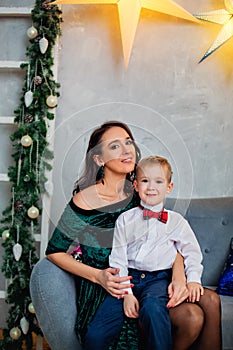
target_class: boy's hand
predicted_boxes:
[123,294,139,318]
[187,282,204,303]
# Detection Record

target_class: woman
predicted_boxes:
[30,121,221,350]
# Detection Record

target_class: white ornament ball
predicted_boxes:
[2,229,10,241]
[10,327,21,340]
[27,206,39,219]
[27,26,38,39]
[21,135,32,147]
[46,95,57,108]
[28,302,35,314]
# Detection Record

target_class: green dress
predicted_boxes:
[46,194,142,350]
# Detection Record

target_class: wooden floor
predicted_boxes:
[0,329,51,349]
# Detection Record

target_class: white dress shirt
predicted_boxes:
[109,201,203,294]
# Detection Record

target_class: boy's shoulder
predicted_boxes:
[118,206,141,221]
[166,208,187,225]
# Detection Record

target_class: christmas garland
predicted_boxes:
[0,1,62,349]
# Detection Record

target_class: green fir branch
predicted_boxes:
[0,0,62,348]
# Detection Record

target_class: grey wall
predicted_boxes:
[49,0,233,227]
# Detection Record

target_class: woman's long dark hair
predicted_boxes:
[73,121,141,194]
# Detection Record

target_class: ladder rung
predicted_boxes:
[0,291,6,299]
[0,60,28,69]
[0,116,15,124]
[0,173,9,182]
[0,7,32,16]
[34,234,41,242]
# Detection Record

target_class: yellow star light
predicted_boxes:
[194,0,233,62]
[52,0,198,67]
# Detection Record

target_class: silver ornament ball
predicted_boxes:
[27,26,38,39]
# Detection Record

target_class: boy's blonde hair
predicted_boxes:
[136,156,173,183]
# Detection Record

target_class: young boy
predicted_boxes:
[84,156,204,350]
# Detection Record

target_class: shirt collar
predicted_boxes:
[140,200,164,212]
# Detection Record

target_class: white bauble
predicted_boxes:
[27,206,39,219]
[21,135,32,147]
[46,94,57,108]
[10,327,21,340]
[27,26,38,39]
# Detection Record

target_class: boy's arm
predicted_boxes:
[175,220,203,285]
[187,282,204,302]
[123,294,139,318]
[109,216,133,294]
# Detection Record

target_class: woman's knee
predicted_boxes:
[30,258,80,349]
[184,304,204,329]
[170,303,204,337]
[199,288,221,311]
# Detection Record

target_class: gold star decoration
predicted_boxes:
[194,0,233,62]
[52,0,198,67]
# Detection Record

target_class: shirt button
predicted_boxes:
[141,273,146,279]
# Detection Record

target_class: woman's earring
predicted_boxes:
[129,171,135,183]
[100,165,105,185]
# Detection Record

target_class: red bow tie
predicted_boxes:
[139,205,168,223]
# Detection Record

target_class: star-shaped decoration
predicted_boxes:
[194,0,233,62]
[52,0,198,67]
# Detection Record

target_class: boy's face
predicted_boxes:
[134,163,173,206]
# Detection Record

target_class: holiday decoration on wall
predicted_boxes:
[0,0,62,349]
[194,0,233,62]
[51,0,199,67]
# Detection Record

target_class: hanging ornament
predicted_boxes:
[28,302,35,314]
[33,75,42,86]
[20,317,30,335]
[24,90,33,107]
[14,200,24,212]
[17,157,22,187]
[39,36,49,54]
[13,225,22,261]
[2,229,10,242]
[24,114,34,123]
[21,135,33,147]
[46,94,57,108]
[27,205,39,219]
[13,242,23,261]
[10,327,22,340]
[23,174,31,182]
[27,25,38,39]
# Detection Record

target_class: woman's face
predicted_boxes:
[96,126,136,175]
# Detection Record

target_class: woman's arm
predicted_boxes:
[167,252,189,308]
[47,252,131,297]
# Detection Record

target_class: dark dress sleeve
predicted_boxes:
[45,202,86,255]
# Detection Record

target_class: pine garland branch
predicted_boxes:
[0,1,62,349]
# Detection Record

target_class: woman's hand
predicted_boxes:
[167,252,189,308]
[167,280,189,308]
[96,267,134,298]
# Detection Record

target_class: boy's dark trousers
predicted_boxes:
[84,268,172,350]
